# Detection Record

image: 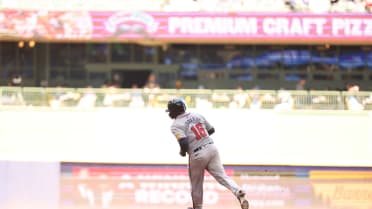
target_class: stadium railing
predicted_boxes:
[1,86,372,110]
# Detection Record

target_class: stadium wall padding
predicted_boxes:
[0,108,371,166]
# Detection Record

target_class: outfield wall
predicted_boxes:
[1,162,371,209]
[0,108,371,209]
[0,107,371,167]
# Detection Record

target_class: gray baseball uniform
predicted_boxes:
[170,112,242,209]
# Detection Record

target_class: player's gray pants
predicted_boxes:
[188,143,240,209]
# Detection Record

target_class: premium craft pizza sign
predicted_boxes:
[94,12,372,43]
[166,15,372,37]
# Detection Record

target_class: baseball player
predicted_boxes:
[166,98,249,209]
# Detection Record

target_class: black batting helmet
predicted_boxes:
[166,98,186,119]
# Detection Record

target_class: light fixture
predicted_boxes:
[29,40,36,48]
[18,41,24,48]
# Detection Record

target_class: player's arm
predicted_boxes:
[208,127,215,136]
[178,137,189,157]
[200,114,215,136]
[171,126,188,157]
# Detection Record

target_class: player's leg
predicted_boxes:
[206,145,240,193]
[236,190,249,209]
[206,145,249,209]
[188,156,207,209]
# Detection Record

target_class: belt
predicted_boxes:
[193,142,213,153]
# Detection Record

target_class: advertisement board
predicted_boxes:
[60,163,372,209]
[0,10,371,43]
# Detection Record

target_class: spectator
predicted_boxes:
[285,0,309,12]
[144,73,160,89]
[175,79,183,90]
[229,85,248,109]
[8,73,22,87]
[362,93,372,109]
[309,0,331,13]
[144,73,160,107]
[49,86,80,109]
[296,79,306,90]
[295,79,308,108]
[103,85,131,107]
[248,87,262,110]
[195,85,213,109]
[77,86,97,109]
[331,0,367,12]
[129,84,145,108]
[345,83,364,110]
[163,0,200,11]
[211,91,231,108]
[3,73,26,106]
[274,89,294,110]
[111,72,122,88]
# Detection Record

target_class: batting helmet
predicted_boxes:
[166,98,186,119]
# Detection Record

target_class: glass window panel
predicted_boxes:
[19,45,34,78]
[168,44,198,64]
[145,47,156,62]
[255,45,284,70]
[227,45,255,70]
[50,44,70,81]
[50,43,70,67]
[311,45,339,72]
[70,66,86,80]
[50,67,68,80]
[338,46,367,71]
[158,45,170,64]
[364,46,372,71]
[199,45,226,70]
[168,45,199,80]
[282,45,311,81]
[50,43,86,81]
[0,42,17,79]
[111,44,131,62]
[87,43,107,63]
[281,45,311,70]
[133,44,155,63]
[70,44,87,82]
[70,44,86,67]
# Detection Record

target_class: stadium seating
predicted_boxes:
[0,0,370,13]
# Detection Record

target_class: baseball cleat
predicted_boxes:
[237,190,249,209]
[239,198,249,209]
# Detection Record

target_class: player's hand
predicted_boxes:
[179,150,186,157]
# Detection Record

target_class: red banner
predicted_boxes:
[60,164,372,209]
[1,10,371,43]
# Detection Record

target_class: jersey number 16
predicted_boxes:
[191,122,207,140]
